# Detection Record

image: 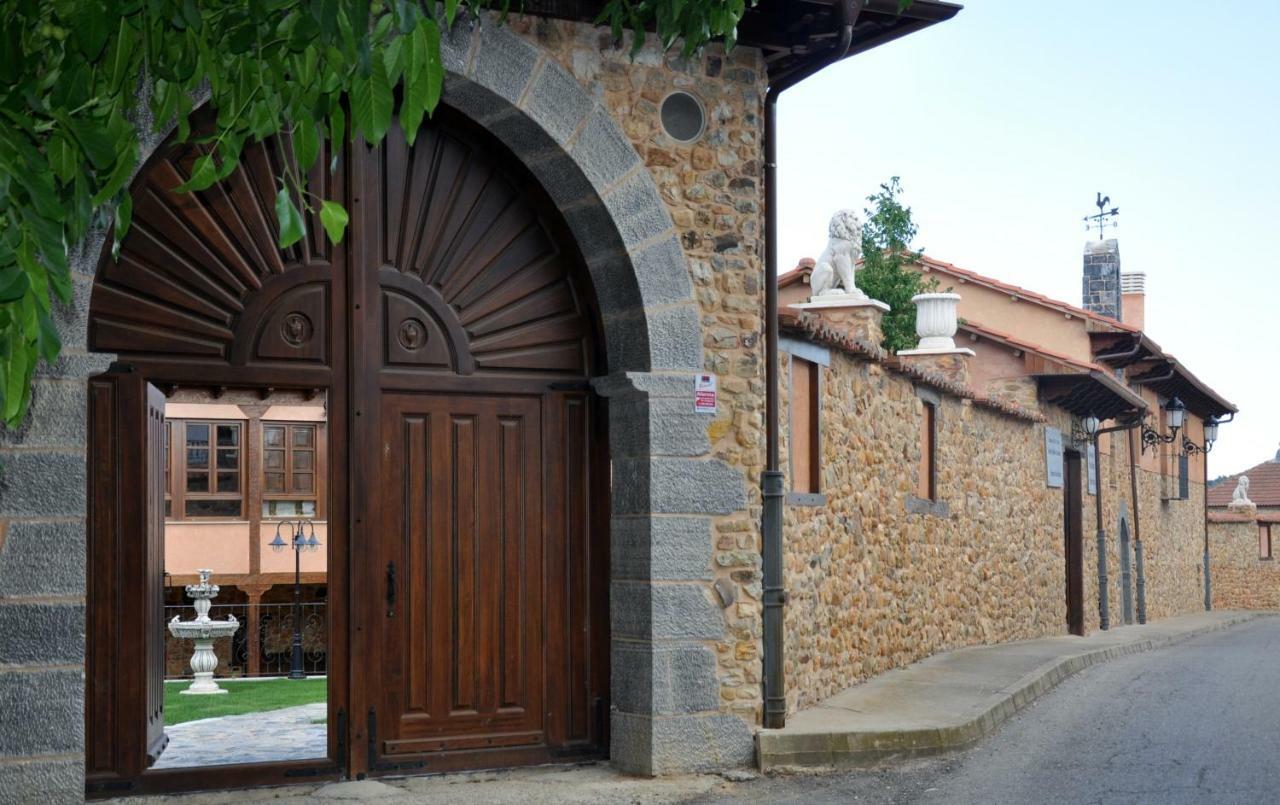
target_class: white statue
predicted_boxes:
[1229,475,1253,508]
[809,209,867,300]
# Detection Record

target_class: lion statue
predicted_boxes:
[809,209,868,299]
[1229,475,1253,508]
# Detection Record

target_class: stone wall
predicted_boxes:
[504,18,770,732]
[780,346,1071,712]
[1210,514,1280,610]
[780,326,1216,713]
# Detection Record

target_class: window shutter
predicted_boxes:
[1179,453,1190,500]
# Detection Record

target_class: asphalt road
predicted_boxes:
[701,616,1280,805]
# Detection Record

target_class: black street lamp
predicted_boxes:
[1140,396,1186,454]
[269,519,320,680]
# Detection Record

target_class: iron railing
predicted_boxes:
[164,601,327,678]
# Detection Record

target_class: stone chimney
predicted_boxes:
[1121,272,1146,330]
[1082,239,1121,320]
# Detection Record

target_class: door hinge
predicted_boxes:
[367,708,378,765]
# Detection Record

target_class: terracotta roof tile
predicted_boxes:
[958,319,1103,373]
[1208,459,1280,507]
[913,255,1141,333]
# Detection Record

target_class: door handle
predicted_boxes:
[386,561,396,617]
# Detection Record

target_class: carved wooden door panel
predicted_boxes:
[144,382,169,765]
[355,112,609,770]
[376,393,545,755]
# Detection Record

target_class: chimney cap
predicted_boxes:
[1121,272,1146,294]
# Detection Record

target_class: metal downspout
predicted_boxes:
[762,0,860,731]
[1128,427,1146,624]
[1204,412,1234,610]
[1092,420,1140,631]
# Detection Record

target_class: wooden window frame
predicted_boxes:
[784,343,827,507]
[919,399,938,502]
[1261,524,1273,561]
[170,419,245,520]
[261,421,329,521]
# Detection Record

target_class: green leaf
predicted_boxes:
[91,147,138,205]
[275,187,306,248]
[295,119,320,172]
[353,58,393,143]
[48,135,78,184]
[172,153,219,193]
[36,309,61,363]
[0,268,30,304]
[66,117,116,171]
[108,17,134,92]
[112,194,133,257]
[319,200,349,244]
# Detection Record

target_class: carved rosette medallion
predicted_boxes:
[281,312,313,347]
[398,318,428,351]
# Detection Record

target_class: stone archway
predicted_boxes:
[0,19,752,799]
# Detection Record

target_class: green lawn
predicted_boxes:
[163,678,327,725]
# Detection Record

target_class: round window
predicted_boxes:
[660,91,706,143]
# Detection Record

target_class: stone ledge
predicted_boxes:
[757,611,1266,771]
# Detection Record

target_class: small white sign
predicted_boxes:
[694,374,718,414]
[1045,427,1064,488]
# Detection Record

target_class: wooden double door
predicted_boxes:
[86,107,609,793]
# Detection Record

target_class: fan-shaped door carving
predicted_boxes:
[373,119,594,380]
[87,106,608,783]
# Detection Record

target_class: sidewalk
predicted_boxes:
[757,609,1268,771]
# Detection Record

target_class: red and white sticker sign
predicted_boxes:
[694,374,717,413]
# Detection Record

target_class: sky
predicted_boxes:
[776,1,1280,479]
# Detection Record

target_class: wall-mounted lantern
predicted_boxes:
[1140,396,1185,454]
[1183,416,1219,456]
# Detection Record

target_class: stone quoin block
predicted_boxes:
[611,641,720,714]
[33,351,113,381]
[596,309,654,375]
[438,15,476,74]
[602,171,677,249]
[522,58,594,147]
[631,234,696,310]
[609,394,712,458]
[0,379,87,449]
[611,581,725,640]
[639,304,703,372]
[570,106,644,192]
[586,251,648,317]
[611,456,747,515]
[0,757,84,805]
[0,603,84,666]
[611,516,714,581]
[610,711,755,775]
[0,452,86,519]
[0,521,86,599]
[0,669,84,756]
[441,73,512,125]
[470,24,539,106]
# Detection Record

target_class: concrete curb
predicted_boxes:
[757,611,1268,770]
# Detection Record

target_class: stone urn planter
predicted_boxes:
[911,292,962,350]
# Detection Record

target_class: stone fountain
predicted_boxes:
[168,569,240,695]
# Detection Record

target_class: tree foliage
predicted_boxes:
[854,177,941,353]
[0,0,755,429]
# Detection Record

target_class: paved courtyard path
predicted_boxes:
[152,702,327,769]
